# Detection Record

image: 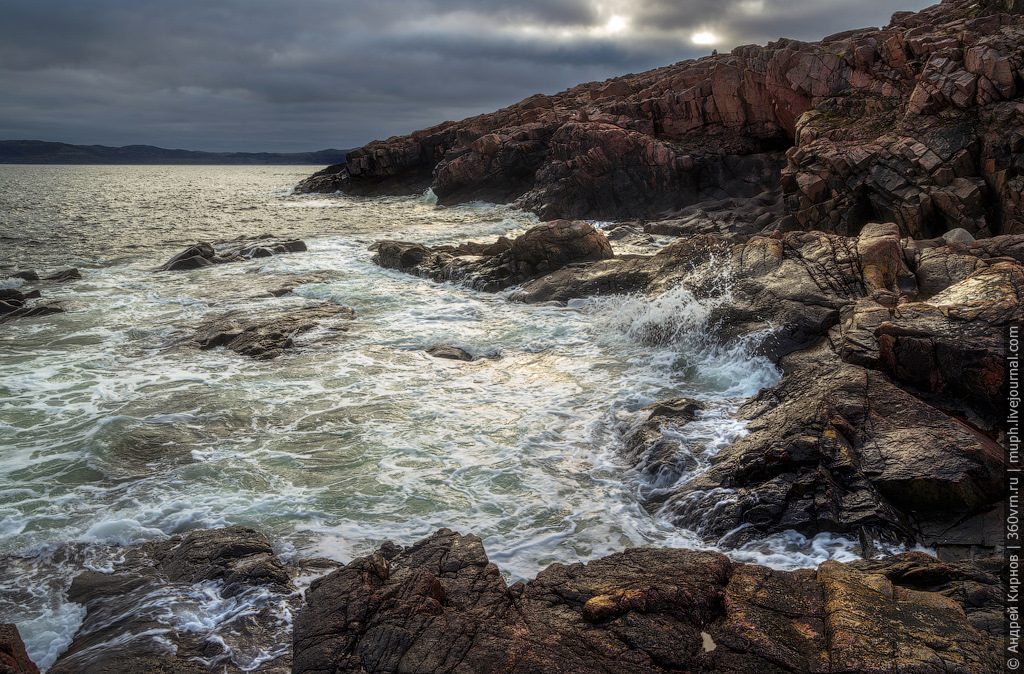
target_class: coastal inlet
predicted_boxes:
[0,165,831,671]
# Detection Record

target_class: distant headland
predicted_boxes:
[0,140,351,165]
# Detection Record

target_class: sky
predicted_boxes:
[0,0,935,152]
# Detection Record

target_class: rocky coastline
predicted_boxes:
[3,0,1021,672]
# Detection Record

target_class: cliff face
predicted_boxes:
[297,0,1024,238]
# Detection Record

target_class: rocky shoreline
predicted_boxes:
[3,0,1020,671]
[0,522,1007,673]
[1,213,1015,672]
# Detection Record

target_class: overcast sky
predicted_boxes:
[0,0,934,152]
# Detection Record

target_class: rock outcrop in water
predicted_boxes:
[48,526,338,674]
[296,0,1024,238]
[373,220,614,291]
[158,236,308,272]
[193,304,355,359]
[293,528,1002,674]
[0,288,64,324]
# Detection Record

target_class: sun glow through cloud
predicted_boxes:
[691,30,719,45]
[604,14,628,33]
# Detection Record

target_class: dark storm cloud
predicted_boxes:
[0,0,933,151]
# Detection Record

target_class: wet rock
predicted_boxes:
[194,304,355,359]
[150,526,292,595]
[51,527,300,674]
[158,236,307,272]
[621,399,706,487]
[425,345,475,361]
[293,529,1001,674]
[51,655,210,674]
[0,624,38,674]
[653,358,1005,555]
[42,268,81,282]
[9,270,39,281]
[159,242,217,271]
[0,287,65,324]
[373,220,613,292]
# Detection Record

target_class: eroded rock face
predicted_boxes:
[297,0,1024,236]
[653,358,1004,554]
[293,529,1002,674]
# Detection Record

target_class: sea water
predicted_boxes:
[0,165,856,670]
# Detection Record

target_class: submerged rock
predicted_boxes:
[42,268,81,282]
[193,304,355,359]
[158,235,307,271]
[425,345,475,361]
[49,527,320,674]
[293,529,1002,674]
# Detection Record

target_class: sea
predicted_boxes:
[0,165,863,670]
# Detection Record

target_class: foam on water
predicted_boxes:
[0,166,859,671]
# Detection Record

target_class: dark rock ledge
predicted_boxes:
[1,526,1005,674]
[294,528,1003,674]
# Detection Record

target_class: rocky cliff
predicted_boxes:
[296,0,1024,239]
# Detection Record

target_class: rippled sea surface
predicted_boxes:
[0,165,854,670]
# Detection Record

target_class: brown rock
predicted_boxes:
[292,530,1001,674]
[0,624,38,674]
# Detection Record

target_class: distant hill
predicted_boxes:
[0,140,352,165]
